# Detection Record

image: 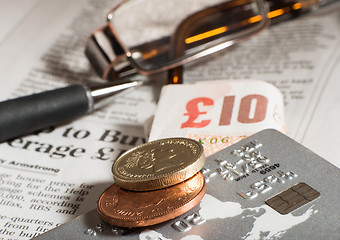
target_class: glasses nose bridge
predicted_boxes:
[168,0,268,84]
[168,3,227,84]
[170,0,261,57]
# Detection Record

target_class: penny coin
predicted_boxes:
[97,172,206,228]
[112,137,205,191]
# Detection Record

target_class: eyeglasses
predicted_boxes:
[86,0,268,81]
[85,0,335,82]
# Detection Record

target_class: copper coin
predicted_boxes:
[97,172,206,228]
[112,137,205,191]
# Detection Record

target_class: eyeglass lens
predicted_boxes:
[108,0,267,72]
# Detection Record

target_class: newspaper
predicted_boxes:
[0,0,340,239]
[0,0,155,238]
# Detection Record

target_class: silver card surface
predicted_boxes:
[35,129,340,239]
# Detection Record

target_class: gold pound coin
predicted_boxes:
[112,138,205,191]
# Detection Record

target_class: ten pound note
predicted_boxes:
[149,80,285,156]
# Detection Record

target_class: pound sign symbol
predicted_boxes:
[181,97,213,128]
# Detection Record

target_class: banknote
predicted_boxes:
[149,80,285,156]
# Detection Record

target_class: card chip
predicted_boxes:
[265,182,320,214]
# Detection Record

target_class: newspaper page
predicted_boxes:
[0,0,39,43]
[0,0,340,239]
[0,0,157,239]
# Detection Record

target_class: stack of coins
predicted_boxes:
[97,138,206,228]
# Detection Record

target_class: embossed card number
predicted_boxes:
[200,139,299,200]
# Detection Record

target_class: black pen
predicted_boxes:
[0,80,142,142]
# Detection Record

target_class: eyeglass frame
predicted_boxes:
[85,0,270,81]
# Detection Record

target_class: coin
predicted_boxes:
[112,137,205,191]
[97,172,206,228]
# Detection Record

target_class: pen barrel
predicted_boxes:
[0,84,90,142]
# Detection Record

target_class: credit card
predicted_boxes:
[34,129,340,239]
